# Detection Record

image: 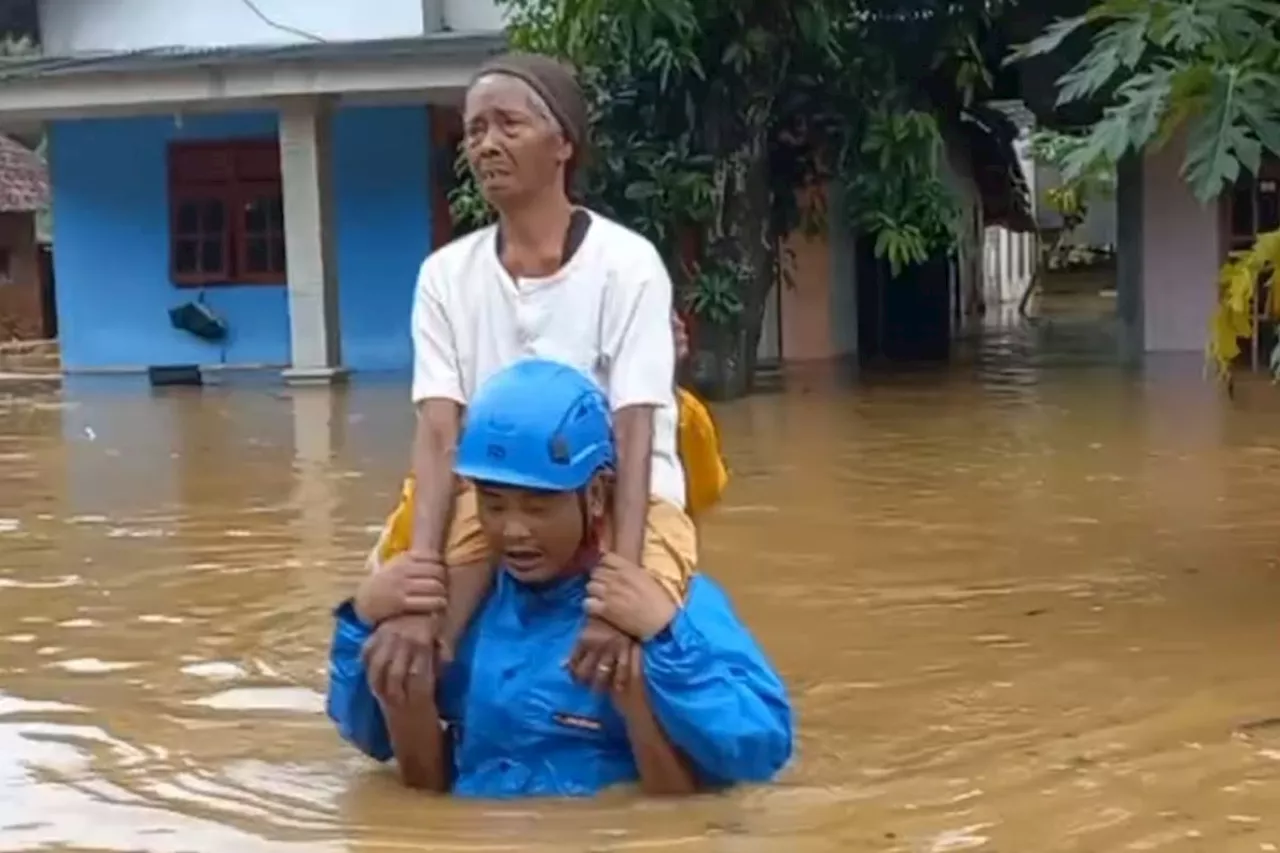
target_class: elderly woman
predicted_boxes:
[367,51,706,705]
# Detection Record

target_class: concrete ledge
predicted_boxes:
[61,362,287,375]
[282,366,349,386]
[58,363,372,386]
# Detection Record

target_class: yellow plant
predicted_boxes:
[1207,229,1280,381]
[1045,184,1083,222]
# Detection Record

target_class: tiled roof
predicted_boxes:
[0,135,47,213]
[959,104,1035,233]
[985,99,1037,131]
[0,33,504,82]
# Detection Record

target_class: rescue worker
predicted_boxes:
[328,359,791,797]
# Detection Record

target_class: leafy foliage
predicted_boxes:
[449,0,1011,394]
[852,108,960,277]
[1208,230,1280,379]
[1027,128,1115,233]
[1010,0,1280,203]
[1015,0,1280,384]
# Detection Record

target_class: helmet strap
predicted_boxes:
[568,488,604,571]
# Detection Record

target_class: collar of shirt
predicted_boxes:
[499,568,589,626]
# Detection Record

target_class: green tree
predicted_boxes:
[1027,128,1115,237]
[1012,0,1280,381]
[1010,0,1280,204]
[454,0,1007,398]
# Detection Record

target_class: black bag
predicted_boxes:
[168,296,228,342]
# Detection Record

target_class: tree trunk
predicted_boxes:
[687,318,749,401]
[695,98,774,400]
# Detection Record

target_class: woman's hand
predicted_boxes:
[363,615,440,710]
[357,553,449,709]
[609,643,647,717]
[354,552,448,625]
[569,617,634,692]
[584,553,679,641]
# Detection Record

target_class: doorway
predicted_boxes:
[37,243,56,338]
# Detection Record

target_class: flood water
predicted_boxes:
[3,320,1280,851]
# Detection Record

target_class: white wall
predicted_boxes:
[1035,161,1118,247]
[1141,135,1222,352]
[984,226,1037,305]
[38,0,441,53]
[443,0,508,31]
[1068,194,1117,248]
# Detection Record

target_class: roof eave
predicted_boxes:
[0,33,506,124]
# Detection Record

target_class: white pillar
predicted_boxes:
[1141,135,1221,352]
[279,96,344,385]
[999,232,1008,303]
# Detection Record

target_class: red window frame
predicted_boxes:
[167,139,286,287]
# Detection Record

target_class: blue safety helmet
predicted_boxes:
[454,359,615,492]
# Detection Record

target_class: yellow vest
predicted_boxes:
[676,387,729,518]
[376,475,418,566]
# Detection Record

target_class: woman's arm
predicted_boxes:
[640,580,793,786]
[615,646,698,795]
[611,406,655,564]
[408,261,465,561]
[603,244,678,563]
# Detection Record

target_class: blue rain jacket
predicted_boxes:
[327,572,793,798]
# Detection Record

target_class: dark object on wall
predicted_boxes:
[856,238,953,363]
[148,364,203,387]
[168,298,228,342]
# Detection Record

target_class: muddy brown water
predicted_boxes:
[3,330,1280,851]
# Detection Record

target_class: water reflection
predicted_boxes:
[2,321,1280,851]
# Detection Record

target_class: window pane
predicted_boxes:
[174,239,198,272]
[245,238,269,273]
[266,196,284,229]
[175,201,199,234]
[1261,182,1280,232]
[270,236,286,272]
[1232,181,1255,238]
[202,200,225,233]
[243,197,268,233]
[200,239,224,274]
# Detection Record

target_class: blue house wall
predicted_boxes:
[47,105,432,373]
